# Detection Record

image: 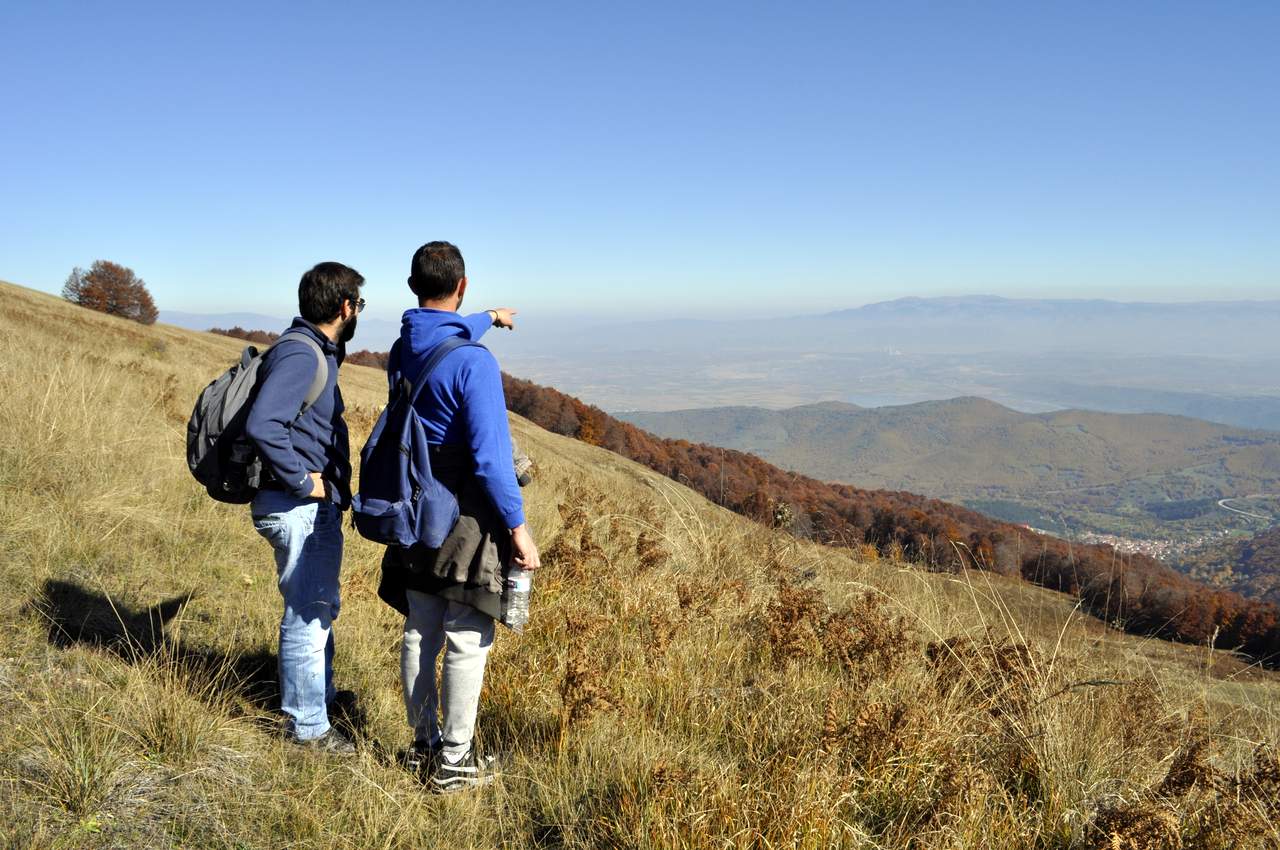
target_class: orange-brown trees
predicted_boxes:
[63,260,158,325]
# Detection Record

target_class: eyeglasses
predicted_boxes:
[350,297,367,313]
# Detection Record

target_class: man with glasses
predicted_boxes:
[245,261,365,754]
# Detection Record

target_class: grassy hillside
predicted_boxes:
[1,279,1279,849]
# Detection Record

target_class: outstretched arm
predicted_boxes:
[459,309,518,342]
[457,350,524,529]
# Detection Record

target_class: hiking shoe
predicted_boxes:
[290,726,357,756]
[431,745,499,793]
[399,738,441,778]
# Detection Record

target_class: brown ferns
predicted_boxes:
[1090,804,1182,850]
[647,610,677,657]
[1086,738,1280,848]
[765,581,826,664]
[1157,733,1217,798]
[766,581,913,682]
[926,633,1043,715]
[635,531,667,571]
[820,593,912,683]
[820,698,920,771]
[558,612,614,744]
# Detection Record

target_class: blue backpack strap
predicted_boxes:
[406,336,483,406]
[387,338,405,395]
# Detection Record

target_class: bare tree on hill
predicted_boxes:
[63,260,159,325]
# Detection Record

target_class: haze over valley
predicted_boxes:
[165,295,1280,431]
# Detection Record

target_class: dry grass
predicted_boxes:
[1,279,1278,848]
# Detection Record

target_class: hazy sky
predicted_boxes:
[2,1,1277,322]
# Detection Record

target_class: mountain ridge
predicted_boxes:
[822,293,1280,319]
[619,396,1280,496]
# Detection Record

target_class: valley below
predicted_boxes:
[621,399,1280,601]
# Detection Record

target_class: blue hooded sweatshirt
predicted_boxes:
[245,318,351,506]
[387,309,525,529]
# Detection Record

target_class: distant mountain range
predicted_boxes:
[824,293,1280,326]
[158,310,290,332]
[493,296,1280,428]
[159,309,405,352]
[618,397,1280,499]
[542,294,1280,358]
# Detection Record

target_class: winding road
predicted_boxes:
[1217,494,1278,522]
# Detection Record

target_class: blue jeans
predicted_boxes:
[252,489,343,740]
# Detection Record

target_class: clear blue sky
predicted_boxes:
[1,1,1277,322]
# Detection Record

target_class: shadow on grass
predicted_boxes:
[30,577,281,720]
[27,577,546,778]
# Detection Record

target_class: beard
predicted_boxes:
[339,315,358,343]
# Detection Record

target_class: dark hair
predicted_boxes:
[408,241,465,301]
[298,262,364,323]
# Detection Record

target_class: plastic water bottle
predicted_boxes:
[501,569,533,633]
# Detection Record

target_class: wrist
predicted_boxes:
[289,474,314,499]
[487,309,499,326]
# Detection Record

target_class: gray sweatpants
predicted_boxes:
[401,590,495,752]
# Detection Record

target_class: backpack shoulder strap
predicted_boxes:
[270,330,329,414]
[387,338,407,397]
[407,336,484,406]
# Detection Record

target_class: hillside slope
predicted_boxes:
[1,279,1278,849]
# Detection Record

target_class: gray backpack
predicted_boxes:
[186,330,327,504]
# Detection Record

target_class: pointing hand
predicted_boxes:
[487,308,518,330]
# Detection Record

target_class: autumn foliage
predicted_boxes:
[62,260,159,325]
[209,326,390,370]
[501,374,1280,663]
[210,326,279,345]
[344,349,392,369]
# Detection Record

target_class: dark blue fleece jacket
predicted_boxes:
[245,319,351,507]
[387,309,524,529]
